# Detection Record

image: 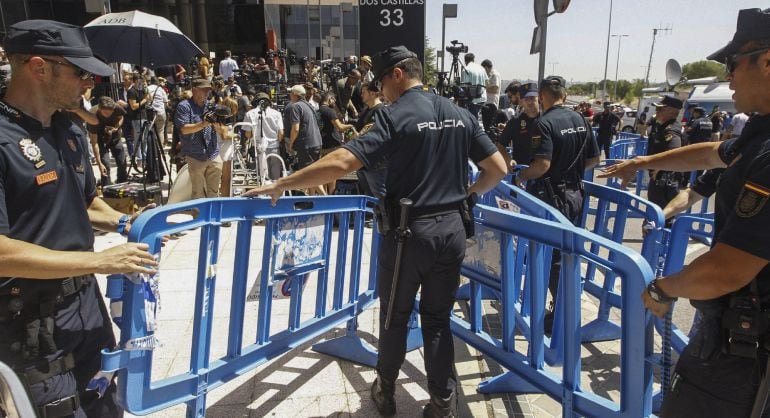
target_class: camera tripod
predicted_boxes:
[437,50,465,98]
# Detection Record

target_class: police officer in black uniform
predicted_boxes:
[592,102,620,159]
[517,75,601,329]
[600,9,770,416]
[646,95,684,226]
[0,20,158,417]
[243,46,507,417]
[685,106,714,145]
[497,82,540,169]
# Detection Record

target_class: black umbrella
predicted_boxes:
[84,10,203,68]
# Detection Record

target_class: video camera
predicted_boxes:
[445,40,468,56]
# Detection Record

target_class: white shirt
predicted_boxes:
[242,106,284,149]
[486,69,502,107]
[461,62,488,104]
[730,113,749,138]
[146,84,168,114]
[219,58,239,80]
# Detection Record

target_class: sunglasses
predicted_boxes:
[725,48,769,73]
[41,58,94,80]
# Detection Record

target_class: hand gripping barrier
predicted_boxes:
[100,196,380,416]
[578,181,665,343]
[453,204,655,417]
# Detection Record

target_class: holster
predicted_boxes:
[460,193,477,239]
[722,294,770,359]
[374,200,394,235]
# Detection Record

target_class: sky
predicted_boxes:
[424,0,761,84]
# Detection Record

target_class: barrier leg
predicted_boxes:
[477,371,542,394]
[312,317,378,367]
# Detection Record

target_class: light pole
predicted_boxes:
[441,4,458,74]
[601,0,613,100]
[644,25,672,86]
[548,61,559,74]
[612,34,628,100]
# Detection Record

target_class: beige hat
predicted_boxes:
[360,55,372,65]
[289,84,306,96]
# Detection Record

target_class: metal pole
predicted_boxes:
[601,0,613,100]
[306,0,311,59]
[537,17,547,82]
[644,29,658,87]
[339,5,344,61]
[613,34,628,100]
[441,15,446,73]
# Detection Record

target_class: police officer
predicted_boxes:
[592,102,620,159]
[243,45,507,417]
[497,82,540,169]
[517,75,600,329]
[685,106,714,145]
[646,95,684,226]
[600,9,770,416]
[0,20,159,417]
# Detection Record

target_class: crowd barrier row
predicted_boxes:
[101,196,381,416]
[89,171,715,417]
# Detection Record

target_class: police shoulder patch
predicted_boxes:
[531,135,541,149]
[735,181,770,218]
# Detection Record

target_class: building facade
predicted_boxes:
[0,0,360,62]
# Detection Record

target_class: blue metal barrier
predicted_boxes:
[453,204,655,417]
[654,215,715,354]
[579,181,665,343]
[101,196,380,416]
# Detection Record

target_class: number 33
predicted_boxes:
[380,8,403,27]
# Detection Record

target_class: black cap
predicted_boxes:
[707,8,770,63]
[371,45,418,81]
[692,106,706,114]
[4,20,113,77]
[686,101,699,109]
[519,82,539,98]
[540,75,566,89]
[603,101,612,108]
[653,95,683,109]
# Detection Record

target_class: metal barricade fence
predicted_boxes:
[578,181,665,343]
[100,196,379,417]
[454,204,655,417]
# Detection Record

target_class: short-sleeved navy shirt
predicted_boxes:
[319,105,342,149]
[593,111,620,140]
[289,100,322,150]
[343,86,498,208]
[687,116,713,144]
[532,105,600,185]
[499,113,539,165]
[0,101,97,254]
[711,114,770,301]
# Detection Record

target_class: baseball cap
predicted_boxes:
[4,20,113,77]
[360,55,372,65]
[707,8,770,63]
[653,95,683,109]
[371,45,418,81]
[192,78,211,89]
[519,82,539,98]
[540,75,566,89]
[289,84,306,96]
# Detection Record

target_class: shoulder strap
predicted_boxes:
[564,111,591,174]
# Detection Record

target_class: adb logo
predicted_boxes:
[560,126,587,135]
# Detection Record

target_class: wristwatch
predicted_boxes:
[646,278,677,303]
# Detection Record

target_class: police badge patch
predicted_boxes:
[531,135,541,149]
[735,181,770,218]
[18,138,42,163]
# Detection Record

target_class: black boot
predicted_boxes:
[423,392,455,418]
[370,376,396,416]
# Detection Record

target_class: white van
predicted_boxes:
[683,81,735,120]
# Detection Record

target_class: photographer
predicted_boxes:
[174,78,223,199]
[87,96,128,186]
[334,69,361,121]
[243,92,284,181]
[460,53,488,118]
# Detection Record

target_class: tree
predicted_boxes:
[423,36,438,87]
[682,60,726,81]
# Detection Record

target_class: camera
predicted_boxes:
[204,104,233,125]
[445,40,468,56]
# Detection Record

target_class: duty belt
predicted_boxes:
[0,275,91,322]
[407,202,461,219]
